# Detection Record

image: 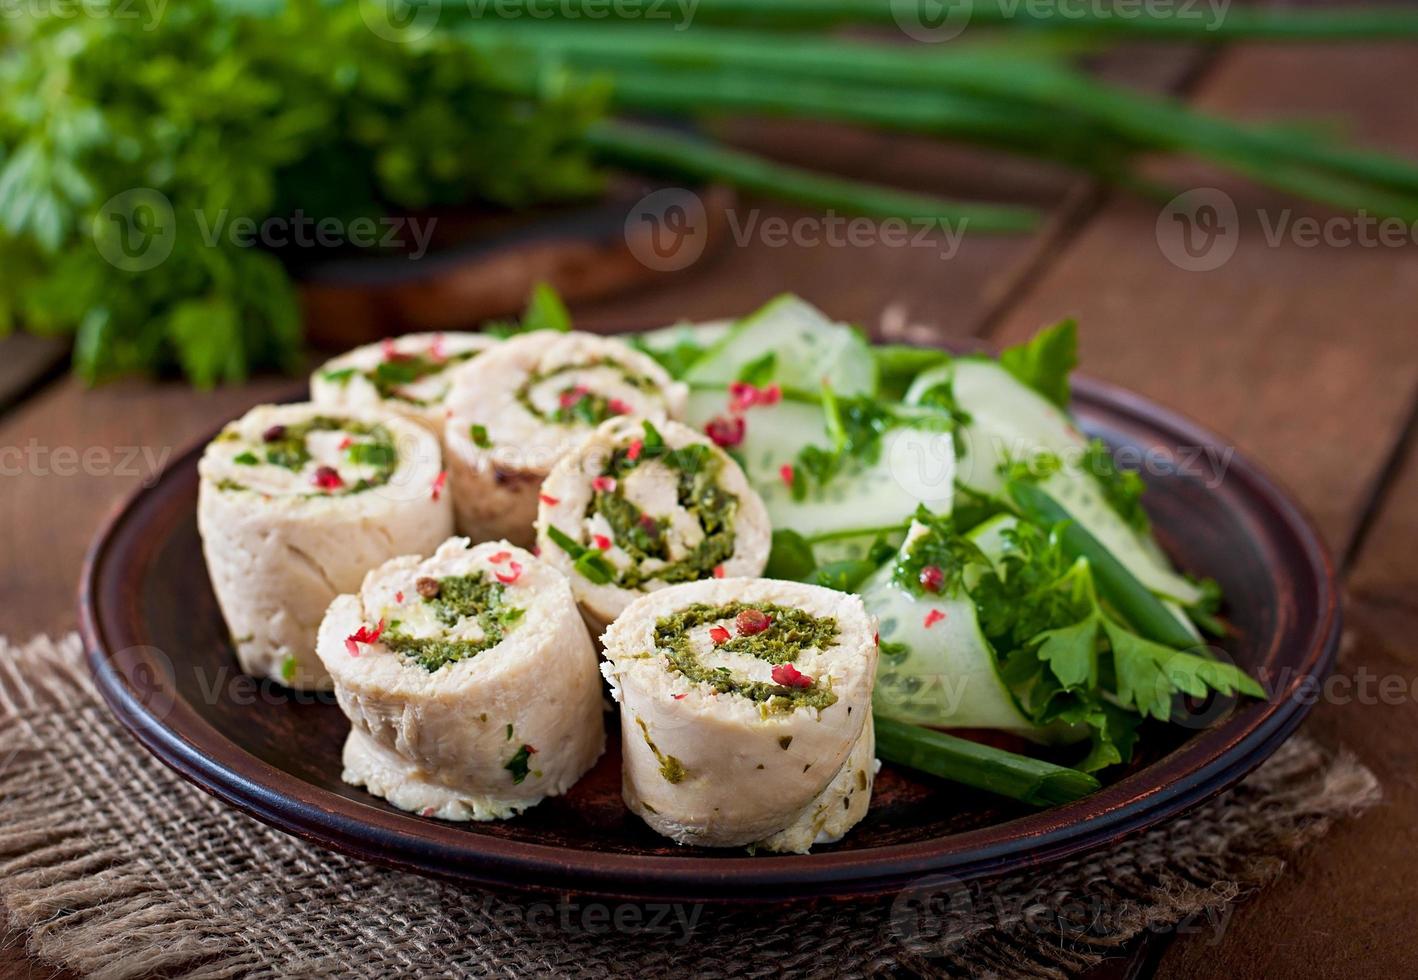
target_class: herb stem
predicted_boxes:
[875,716,1099,807]
[1006,479,1199,650]
[584,120,1040,231]
[461,0,1418,39]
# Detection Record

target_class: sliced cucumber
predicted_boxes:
[908,358,1201,606]
[634,319,735,357]
[865,522,1079,743]
[685,294,877,395]
[688,387,951,539]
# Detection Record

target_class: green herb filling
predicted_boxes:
[382,572,524,672]
[653,601,840,711]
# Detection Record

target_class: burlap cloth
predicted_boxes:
[0,634,1380,979]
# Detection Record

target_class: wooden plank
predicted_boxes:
[0,333,68,414]
[0,374,298,640]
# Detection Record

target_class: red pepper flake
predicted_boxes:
[558,386,589,409]
[672,693,687,700]
[771,663,813,689]
[874,631,880,647]
[593,534,612,551]
[924,609,946,629]
[539,493,560,506]
[709,626,731,645]
[735,608,772,636]
[608,398,633,416]
[311,465,344,491]
[591,475,617,493]
[381,338,396,360]
[395,591,405,603]
[421,806,437,817]
[495,560,523,585]
[344,618,386,656]
[728,381,783,413]
[704,414,746,449]
[338,435,353,450]
[778,463,796,489]
[261,424,286,443]
[488,551,511,564]
[626,439,644,461]
[919,564,944,593]
[712,564,726,579]
[639,514,659,534]
[430,470,447,501]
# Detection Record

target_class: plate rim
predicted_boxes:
[78,347,1341,902]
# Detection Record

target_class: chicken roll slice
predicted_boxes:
[537,417,770,634]
[198,403,452,691]
[600,578,879,851]
[444,330,688,547]
[317,537,605,821]
[311,332,495,433]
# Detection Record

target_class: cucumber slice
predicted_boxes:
[688,387,952,539]
[685,295,877,395]
[908,358,1201,606]
[634,319,735,357]
[865,521,1080,743]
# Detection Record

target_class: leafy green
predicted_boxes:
[521,282,572,333]
[631,333,709,378]
[765,529,816,581]
[736,351,777,386]
[873,345,952,400]
[0,2,606,384]
[1082,438,1149,533]
[892,506,987,598]
[999,319,1078,409]
[972,519,1263,770]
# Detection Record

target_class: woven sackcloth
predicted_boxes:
[0,634,1379,979]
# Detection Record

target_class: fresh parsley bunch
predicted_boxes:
[0,0,605,385]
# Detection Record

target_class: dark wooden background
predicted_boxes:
[3,39,1416,980]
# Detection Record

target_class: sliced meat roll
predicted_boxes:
[444,330,688,547]
[310,332,495,433]
[316,537,605,821]
[197,403,452,691]
[536,417,771,634]
[600,578,879,852]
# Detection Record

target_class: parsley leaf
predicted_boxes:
[521,282,572,333]
[999,318,1077,409]
[736,351,777,386]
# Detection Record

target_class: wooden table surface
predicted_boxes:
[3,40,1416,980]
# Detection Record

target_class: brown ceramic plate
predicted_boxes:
[79,350,1339,902]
